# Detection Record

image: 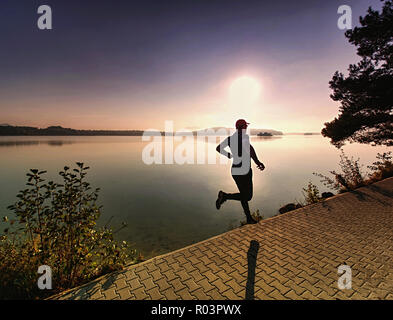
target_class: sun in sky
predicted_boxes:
[229,76,261,106]
[224,75,262,127]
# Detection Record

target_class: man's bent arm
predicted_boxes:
[216,138,232,159]
[250,145,263,166]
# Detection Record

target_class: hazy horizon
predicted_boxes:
[0,122,323,134]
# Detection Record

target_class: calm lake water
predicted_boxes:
[0,135,390,259]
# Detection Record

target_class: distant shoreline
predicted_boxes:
[0,125,288,136]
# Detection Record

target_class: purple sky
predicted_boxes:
[0,0,383,132]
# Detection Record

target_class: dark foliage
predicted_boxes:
[0,163,138,299]
[314,150,393,192]
[0,125,148,136]
[322,0,393,147]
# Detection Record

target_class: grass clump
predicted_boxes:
[240,210,264,226]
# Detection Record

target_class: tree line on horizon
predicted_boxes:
[0,125,283,136]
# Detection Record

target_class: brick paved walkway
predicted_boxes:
[52,177,393,300]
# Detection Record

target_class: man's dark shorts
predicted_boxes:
[232,169,253,202]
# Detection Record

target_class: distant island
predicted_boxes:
[0,125,283,136]
[257,131,273,137]
[285,132,321,135]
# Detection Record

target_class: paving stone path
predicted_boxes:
[52,178,393,300]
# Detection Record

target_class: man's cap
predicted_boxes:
[235,119,250,129]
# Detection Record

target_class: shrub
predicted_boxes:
[314,150,366,192]
[277,182,323,216]
[302,181,322,205]
[314,151,393,193]
[0,163,137,299]
[367,152,393,182]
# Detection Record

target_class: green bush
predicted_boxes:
[0,163,137,299]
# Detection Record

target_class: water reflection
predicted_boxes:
[0,134,283,148]
[0,135,390,259]
[254,136,282,142]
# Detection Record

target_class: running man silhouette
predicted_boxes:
[215,119,265,224]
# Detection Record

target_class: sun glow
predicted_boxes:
[229,76,261,106]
